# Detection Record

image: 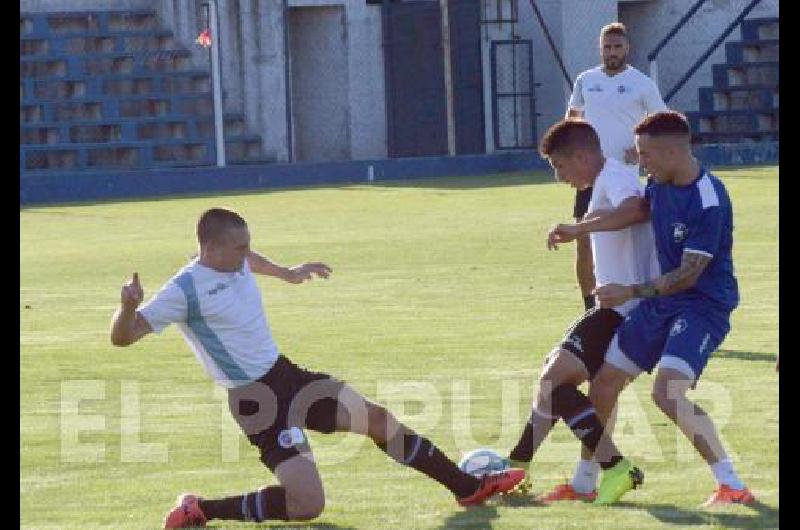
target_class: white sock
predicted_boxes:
[711,459,745,490]
[571,459,600,493]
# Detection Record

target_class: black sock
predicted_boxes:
[583,295,596,310]
[377,431,480,499]
[508,409,558,462]
[198,486,288,522]
[550,384,622,470]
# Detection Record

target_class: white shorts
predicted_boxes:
[605,334,697,381]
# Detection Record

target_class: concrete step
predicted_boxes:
[21,94,212,123]
[21,30,176,56]
[740,17,779,41]
[21,50,194,78]
[21,138,215,171]
[698,85,777,112]
[21,115,248,144]
[712,61,778,88]
[687,109,778,134]
[725,39,778,64]
[21,10,160,37]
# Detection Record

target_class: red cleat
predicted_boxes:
[163,493,207,528]
[458,468,526,506]
[702,485,756,507]
[536,483,597,503]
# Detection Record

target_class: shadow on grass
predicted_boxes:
[436,494,545,529]
[716,349,777,363]
[437,505,499,530]
[613,499,778,528]
[203,521,356,530]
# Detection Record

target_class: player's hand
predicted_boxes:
[547,224,581,250]
[121,272,144,310]
[285,262,332,284]
[593,283,633,308]
[624,147,639,165]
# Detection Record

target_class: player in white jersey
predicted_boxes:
[110,208,524,528]
[506,119,658,504]
[566,22,666,320]
[543,22,666,502]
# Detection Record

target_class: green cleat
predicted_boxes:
[593,458,644,505]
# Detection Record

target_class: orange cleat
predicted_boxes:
[458,468,526,506]
[536,483,597,503]
[702,485,756,507]
[163,493,207,529]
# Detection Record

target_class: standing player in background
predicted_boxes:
[546,21,666,501]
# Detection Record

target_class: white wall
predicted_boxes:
[346,3,387,160]
[289,6,351,162]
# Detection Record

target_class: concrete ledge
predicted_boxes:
[20,152,547,205]
[19,142,779,206]
[694,141,778,166]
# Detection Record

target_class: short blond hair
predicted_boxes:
[600,22,628,40]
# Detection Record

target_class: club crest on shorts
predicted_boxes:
[565,334,584,353]
[278,427,305,448]
[670,318,688,336]
[672,222,688,243]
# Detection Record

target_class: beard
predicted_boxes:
[603,55,626,70]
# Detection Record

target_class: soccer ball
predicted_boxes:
[458,448,509,478]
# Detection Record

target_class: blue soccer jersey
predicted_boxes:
[645,168,739,311]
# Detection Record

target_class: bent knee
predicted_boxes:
[286,489,325,521]
[540,349,587,387]
[651,381,680,414]
[588,377,621,405]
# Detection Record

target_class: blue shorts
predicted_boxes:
[617,298,731,379]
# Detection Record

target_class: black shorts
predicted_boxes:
[573,186,593,219]
[558,306,624,379]
[227,355,347,471]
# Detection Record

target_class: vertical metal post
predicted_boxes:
[650,60,658,88]
[208,0,226,166]
[440,0,456,156]
[283,0,293,163]
[381,0,395,157]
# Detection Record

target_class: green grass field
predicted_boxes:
[21,166,778,529]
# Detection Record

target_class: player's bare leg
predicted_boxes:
[333,384,524,505]
[652,367,754,506]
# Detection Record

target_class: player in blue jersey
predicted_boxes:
[585,110,755,505]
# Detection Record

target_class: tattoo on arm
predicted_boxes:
[632,282,659,298]
[656,252,712,295]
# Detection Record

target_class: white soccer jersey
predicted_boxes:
[588,158,661,315]
[568,66,666,164]
[139,258,279,388]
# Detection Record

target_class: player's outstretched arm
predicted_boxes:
[594,250,712,307]
[546,196,649,250]
[110,272,153,346]
[576,196,649,234]
[247,250,332,284]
